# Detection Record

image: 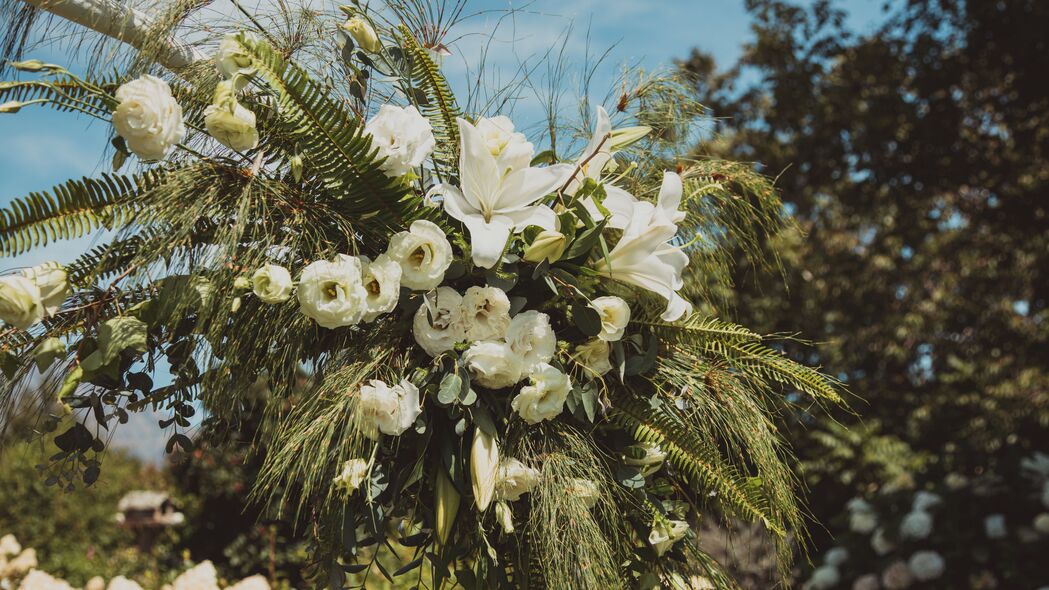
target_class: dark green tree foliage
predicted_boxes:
[682,0,1049,584]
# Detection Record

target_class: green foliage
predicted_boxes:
[396,25,461,178]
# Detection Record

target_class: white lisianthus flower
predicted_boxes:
[251,263,293,303]
[216,32,256,78]
[21,261,69,314]
[984,513,1007,539]
[648,518,689,557]
[871,527,895,555]
[360,254,402,321]
[1033,512,1049,533]
[908,551,945,581]
[803,565,840,590]
[0,274,44,329]
[358,378,422,438]
[574,339,612,376]
[107,576,144,590]
[474,115,534,173]
[387,220,453,290]
[112,75,186,161]
[899,510,933,540]
[912,490,942,511]
[505,310,556,373]
[333,458,369,494]
[592,172,693,321]
[413,286,467,356]
[205,82,259,151]
[463,340,522,389]
[566,478,600,508]
[510,363,571,424]
[297,255,368,328]
[824,547,849,567]
[461,285,511,341]
[590,295,630,341]
[364,105,435,177]
[852,574,880,590]
[495,458,540,501]
[429,118,574,268]
[172,561,219,590]
[881,560,913,590]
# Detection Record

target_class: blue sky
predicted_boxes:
[0,0,884,461]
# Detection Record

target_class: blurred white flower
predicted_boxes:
[172,561,219,590]
[252,263,293,304]
[360,254,402,321]
[387,220,453,290]
[945,472,968,490]
[850,509,879,535]
[803,565,840,590]
[364,105,435,177]
[871,527,895,555]
[1033,512,1049,534]
[413,286,466,357]
[297,255,368,328]
[590,296,630,341]
[495,458,540,501]
[0,533,21,557]
[464,340,522,389]
[648,519,689,557]
[0,274,44,329]
[881,560,913,590]
[358,378,421,438]
[824,547,849,567]
[225,575,270,590]
[17,569,74,590]
[566,478,600,508]
[511,363,571,424]
[106,576,144,590]
[462,285,511,341]
[908,551,945,581]
[984,513,1007,539]
[900,510,933,540]
[333,458,369,494]
[504,310,556,374]
[852,574,880,590]
[112,75,186,160]
[21,262,69,314]
[911,490,942,512]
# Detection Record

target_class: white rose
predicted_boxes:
[112,75,185,161]
[574,339,612,376]
[205,82,259,152]
[216,32,256,79]
[566,478,600,508]
[510,363,570,424]
[364,104,435,177]
[21,261,69,314]
[648,518,689,557]
[850,509,879,534]
[881,560,913,590]
[252,263,293,303]
[474,115,533,173]
[358,378,422,438]
[505,310,556,373]
[803,565,840,590]
[907,551,945,581]
[1033,512,1049,533]
[172,561,219,590]
[911,490,942,512]
[590,296,630,341]
[333,458,369,494]
[413,286,466,356]
[106,576,144,590]
[899,510,932,540]
[852,574,880,590]
[871,527,895,555]
[297,255,368,328]
[495,458,540,501]
[461,285,511,341]
[0,274,43,329]
[824,547,849,567]
[464,340,522,389]
[360,254,402,321]
[984,513,1007,539]
[387,220,453,290]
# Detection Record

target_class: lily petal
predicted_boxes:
[458,118,502,214]
[495,164,576,212]
[657,171,686,224]
[461,213,514,269]
[504,204,557,231]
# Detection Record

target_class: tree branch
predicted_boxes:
[22,0,206,70]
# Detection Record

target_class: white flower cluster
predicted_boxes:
[0,262,69,330]
[247,220,452,329]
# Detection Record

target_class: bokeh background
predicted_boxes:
[2,0,1046,588]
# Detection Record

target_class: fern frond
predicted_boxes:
[397,25,461,178]
[0,72,117,119]
[634,315,761,343]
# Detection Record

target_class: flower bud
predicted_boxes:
[340,17,381,53]
[233,276,251,290]
[522,230,567,263]
[0,101,26,114]
[470,428,499,511]
[609,125,652,151]
[290,154,304,182]
[434,468,460,546]
[494,501,514,534]
[9,60,63,73]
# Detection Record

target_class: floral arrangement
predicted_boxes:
[801,452,1049,589]
[0,1,842,587]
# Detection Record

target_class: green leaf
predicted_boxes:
[563,218,608,260]
[573,301,603,337]
[33,337,66,372]
[81,316,148,372]
[437,372,463,405]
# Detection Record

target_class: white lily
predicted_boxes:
[592,171,692,321]
[432,118,575,268]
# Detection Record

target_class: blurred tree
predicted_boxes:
[682,0,1049,585]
